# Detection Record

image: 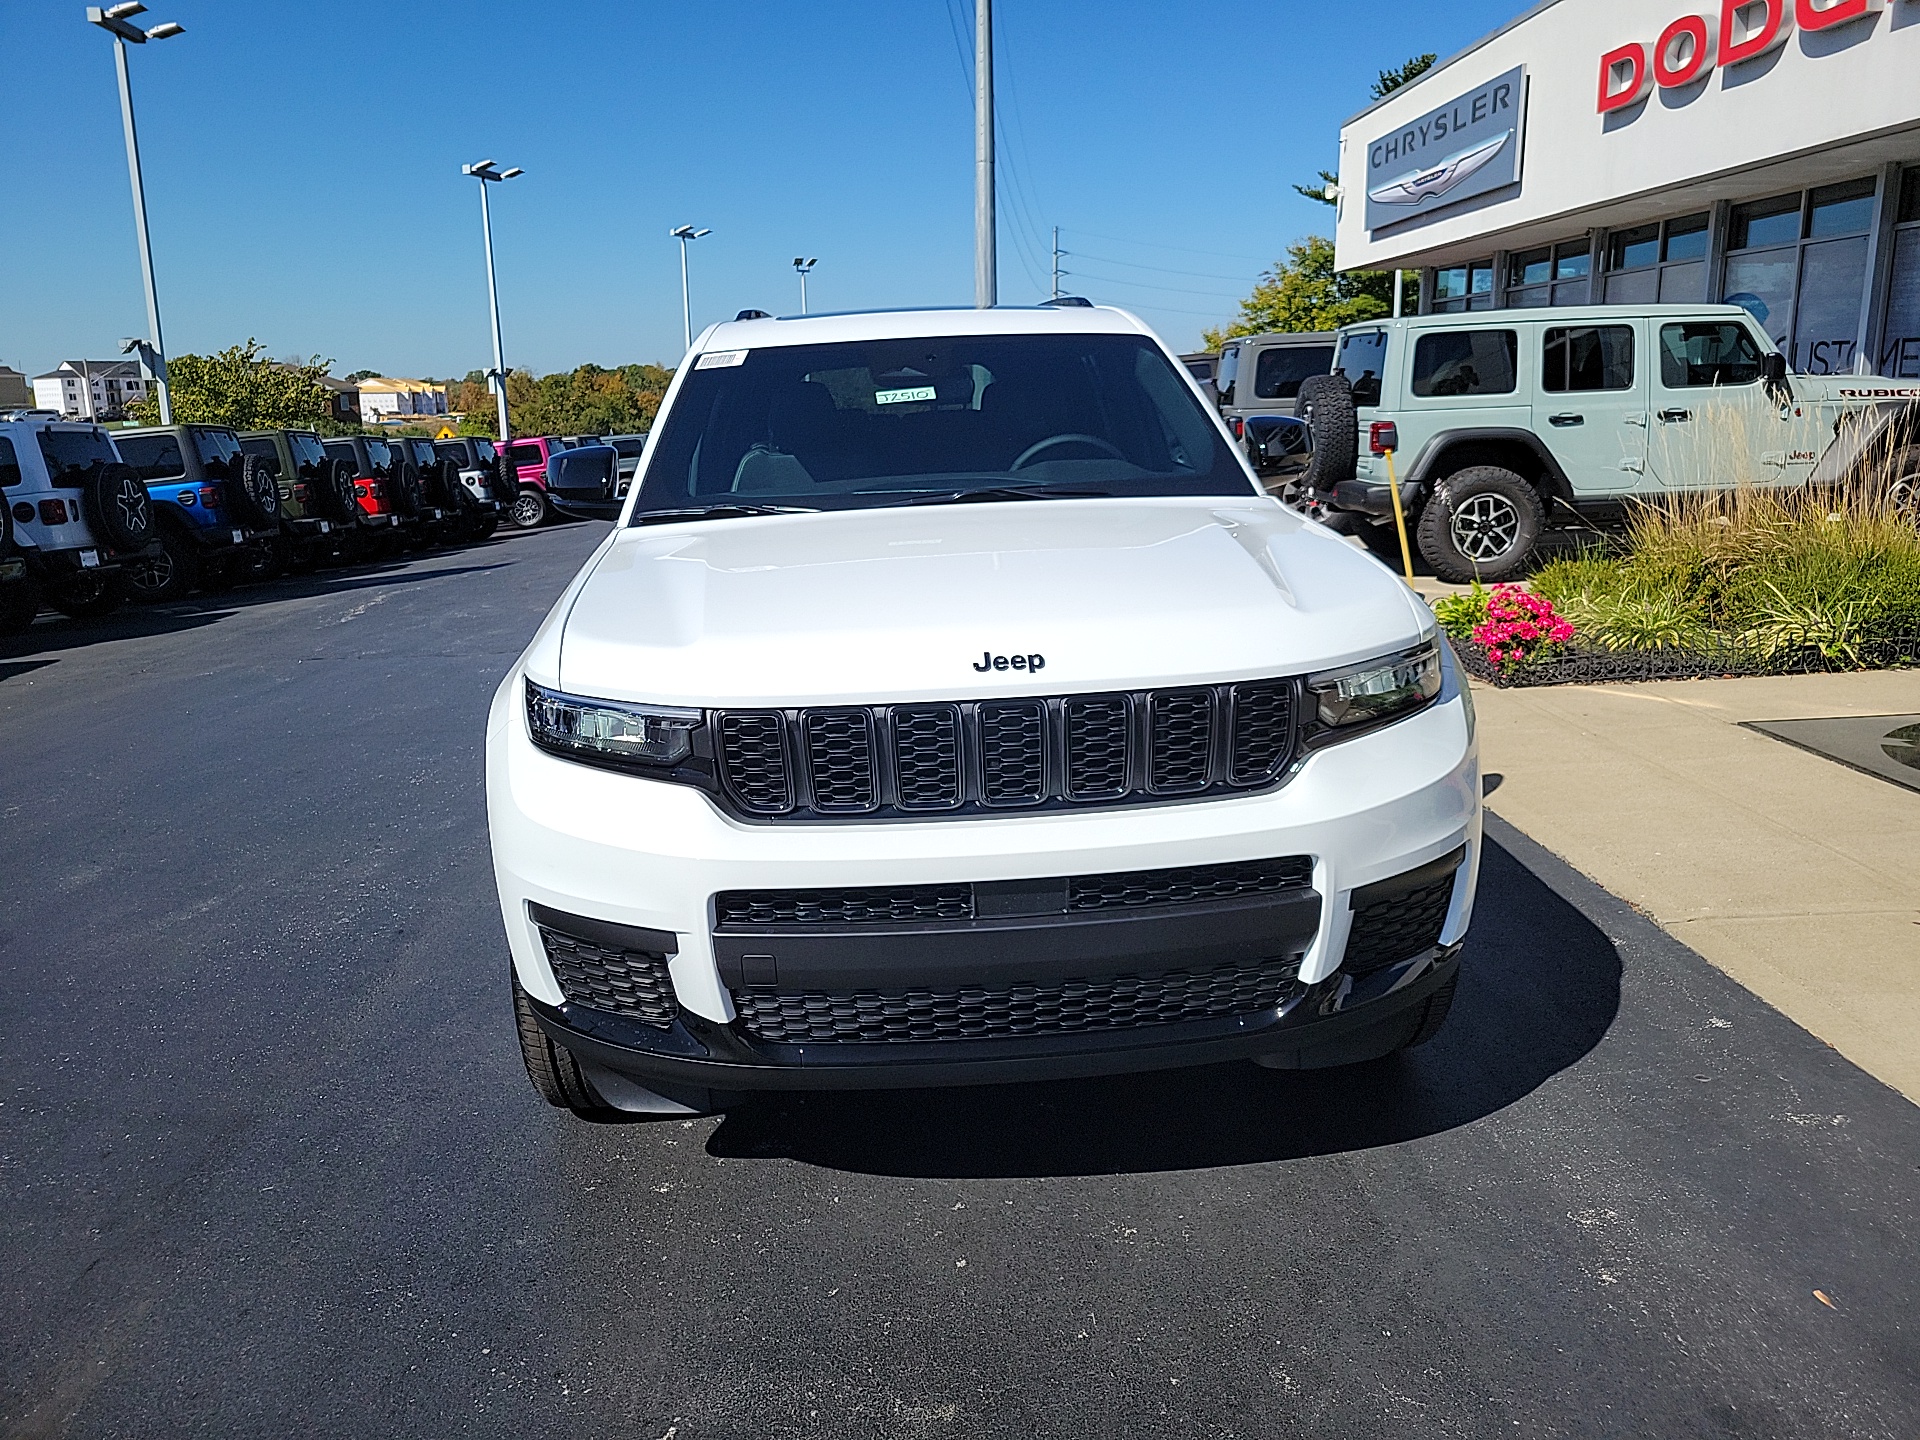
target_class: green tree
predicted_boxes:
[1203,237,1412,347]
[125,339,336,429]
[453,363,675,440]
[1295,53,1439,206]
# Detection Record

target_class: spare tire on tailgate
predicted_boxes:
[319,457,362,525]
[84,462,155,552]
[1294,374,1359,495]
[226,453,282,527]
[492,453,519,505]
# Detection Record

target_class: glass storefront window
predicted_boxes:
[1900,169,1920,225]
[1731,194,1802,251]
[1431,261,1495,313]
[1881,169,1920,379]
[1808,179,1876,239]
[1553,243,1590,282]
[1608,226,1660,272]
[1722,248,1796,352]
[1509,248,1552,287]
[1792,236,1871,374]
[1663,215,1709,262]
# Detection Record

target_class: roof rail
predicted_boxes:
[734,309,772,321]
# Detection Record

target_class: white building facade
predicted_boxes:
[1333,0,1920,377]
[356,378,449,419]
[30,359,153,419]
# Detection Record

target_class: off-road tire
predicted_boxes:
[445,475,485,540]
[1886,445,1920,524]
[512,977,616,1117]
[125,524,200,603]
[492,453,520,505]
[510,484,550,530]
[0,576,39,635]
[83,462,154,552]
[1415,466,1545,583]
[321,458,362,526]
[385,462,424,518]
[1294,374,1359,494]
[1398,975,1458,1051]
[45,569,124,619]
[226,453,282,528]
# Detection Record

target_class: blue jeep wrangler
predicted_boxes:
[115,425,284,601]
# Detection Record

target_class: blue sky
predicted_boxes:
[4,0,1521,379]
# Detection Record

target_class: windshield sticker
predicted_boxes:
[875,385,937,405]
[695,350,748,369]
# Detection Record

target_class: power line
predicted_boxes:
[1062,227,1274,264]
[1062,268,1248,300]
[1066,249,1259,284]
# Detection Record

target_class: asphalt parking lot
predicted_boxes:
[3,525,1917,1439]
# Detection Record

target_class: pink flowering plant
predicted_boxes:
[1468,584,1576,668]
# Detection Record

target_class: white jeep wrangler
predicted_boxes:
[488,305,1481,1118]
[0,411,157,632]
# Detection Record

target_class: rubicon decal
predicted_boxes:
[1600,0,1889,115]
[1369,132,1513,208]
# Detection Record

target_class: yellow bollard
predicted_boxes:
[1383,446,1415,583]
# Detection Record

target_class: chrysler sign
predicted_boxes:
[1363,66,1526,233]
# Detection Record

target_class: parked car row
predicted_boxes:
[0,409,554,634]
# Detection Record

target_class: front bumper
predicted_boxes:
[488,665,1481,1092]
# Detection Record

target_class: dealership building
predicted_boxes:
[1333,0,1920,377]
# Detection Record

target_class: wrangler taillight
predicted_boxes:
[1369,422,1400,455]
[199,487,221,506]
[1230,417,1244,439]
[38,499,69,525]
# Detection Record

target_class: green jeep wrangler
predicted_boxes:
[1296,304,1920,581]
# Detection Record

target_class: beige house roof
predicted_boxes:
[356,377,447,394]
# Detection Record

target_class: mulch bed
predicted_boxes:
[1454,636,1920,689]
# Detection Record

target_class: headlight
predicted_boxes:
[1303,641,1443,744]
[524,680,702,770]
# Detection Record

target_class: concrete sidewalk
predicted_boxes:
[1471,669,1920,1102]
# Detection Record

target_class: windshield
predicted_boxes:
[37,428,119,484]
[364,439,393,472]
[1334,330,1389,407]
[631,332,1251,520]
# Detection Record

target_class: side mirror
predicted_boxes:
[1762,352,1788,384]
[546,444,623,519]
[1245,415,1313,479]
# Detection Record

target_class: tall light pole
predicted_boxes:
[462,158,522,442]
[671,226,710,352]
[86,3,183,425]
[974,0,996,308]
[792,257,817,315]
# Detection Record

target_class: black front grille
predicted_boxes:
[711,678,1300,823]
[718,712,792,814]
[1067,856,1314,912]
[716,885,975,927]
[803,709,876,812]
[716,856,1313,928]
[1344,875,1455,975]
[538,926,677,1028]
[730,958,1304,1043]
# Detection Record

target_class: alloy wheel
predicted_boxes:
[1449,493,1521,562]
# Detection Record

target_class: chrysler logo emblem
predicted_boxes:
[1368,130,1512,208]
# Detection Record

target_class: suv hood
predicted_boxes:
[555,497,1430,707]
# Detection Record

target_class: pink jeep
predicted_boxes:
[499,435,568,528]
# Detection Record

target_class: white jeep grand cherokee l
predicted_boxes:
[487,304,1482,1118]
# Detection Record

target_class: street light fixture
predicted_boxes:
[792,257,818,315]
[86,1,184,424]
[671,225,711,352]
[462,157,523,443]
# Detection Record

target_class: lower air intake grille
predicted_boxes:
[1344,874,1455,976]
[715,885,975,927]
[729,958,1304,1043]
[1068,856,1313,912]
[538,926,677,1028]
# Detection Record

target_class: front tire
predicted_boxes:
[510,484,550,530]
[1415,466,1544,583]
[512,978,616,1118]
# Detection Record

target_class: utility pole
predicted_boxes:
[793,256,818,315]
[463,159,522,442]
[1051,226,1063,300]
[974,0,995,308]
[88,3,184,425]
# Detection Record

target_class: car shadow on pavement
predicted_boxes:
[0,561,511,661]
[703,833,1621,1178]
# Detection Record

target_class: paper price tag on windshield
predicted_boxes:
[875,385,937,405]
